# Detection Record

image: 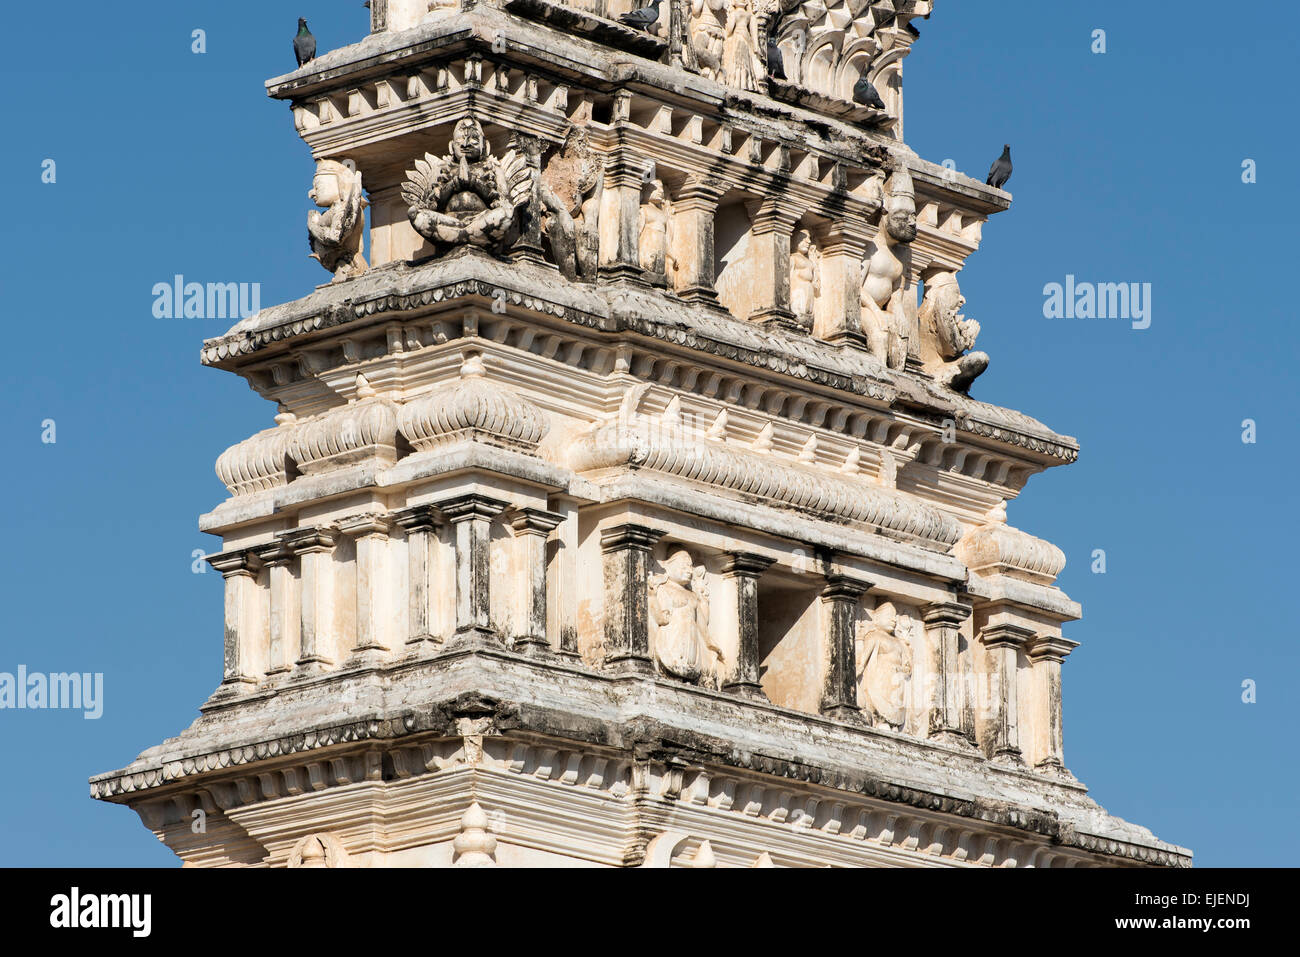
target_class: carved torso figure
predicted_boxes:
[723,0,760,92]
[855,602,913,729]
[403,116,531,252]
[649,549,718,683]
[638,180,676,284]
[789,228,821,329]
[917,270,989,393]
[690,0,728,80]
[307,160,369,282]
[861,165,916,369]
[539,124,604,281]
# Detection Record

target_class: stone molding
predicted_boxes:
[96,726,1189,868]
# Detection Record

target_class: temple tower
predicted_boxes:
[92,0,1189,867]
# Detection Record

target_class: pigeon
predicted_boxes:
[767,37,786,80]
[294,18,316,68]
[852,73,886,110]
[618,0,661,32]
[986,145,1013,189]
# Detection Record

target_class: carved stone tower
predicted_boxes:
[92,0,1189,867]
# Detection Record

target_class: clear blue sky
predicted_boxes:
[1,1,1294,866]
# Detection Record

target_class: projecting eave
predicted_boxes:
[201,254,1078,471]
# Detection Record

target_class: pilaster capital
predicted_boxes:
[745,197,802,233]
[437,494,511,523]
[391,504,442,533]
[276,526,340,555]
[719,553,775,579]
[337,512,394,538]
[599,523,665,554]
[821,220,874,256]
[675,174,726,208]
[980,622,1037,650]
[253,542,294,567]
[821,575,871,603]
[1027,635,1080,663]
[922,601,972,627]
[508,507,565,537]
[206,549,263,578]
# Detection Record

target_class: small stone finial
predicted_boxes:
[706,409,729,441]
[354,373,377,401]
[460,351,487,379]
[453,801,498,867]
[751,851,775,868]
[986,501,1008,525]
[798,434,818,463]
[753,421,774,454]
[661,395,682,430]
[691,840,717,868]
[841,445,861,475]
[274,404,297,427]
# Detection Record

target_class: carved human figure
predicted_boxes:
[689,0,728,80]
[789,228,821,330]
[917,270,989,393]
[638,179,676,285]
[723,0,761,92]
[860,165,916,369]
[307,159,369,282]
[539,125,604,281]
[403,116,531,251]
[649,549,719,684]
[855,601,914,730]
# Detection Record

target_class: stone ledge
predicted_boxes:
[88,649,1189,866]
[200,255,1079,464]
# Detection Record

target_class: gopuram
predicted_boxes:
[91,0,1190,868]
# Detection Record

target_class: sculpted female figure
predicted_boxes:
[723,0,761,92]
[648,549,720,684]
[689,0,728,80]
[638,179,676,285]
[789,228,821,329]
[855,602,914,730]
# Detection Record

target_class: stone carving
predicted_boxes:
[288,375,400,474]
[860,164,916,369]
[648,549,719,683]
[403,116,532,252]
[638,179,676,285]
[215,408,296,496]
[918,270,989,393]
[453,802,498,867]
[769,0,931,102]
[855,601,914,729]
[955,502,1067,585]
[307,159,369,282]
[398,351,549,452]
[689,0,728,80]
[288,832,350,867]
[789,228,821,330]
[539,124,604,281]
[723,0,761,92]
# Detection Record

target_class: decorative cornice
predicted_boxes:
[571,428,964,547]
